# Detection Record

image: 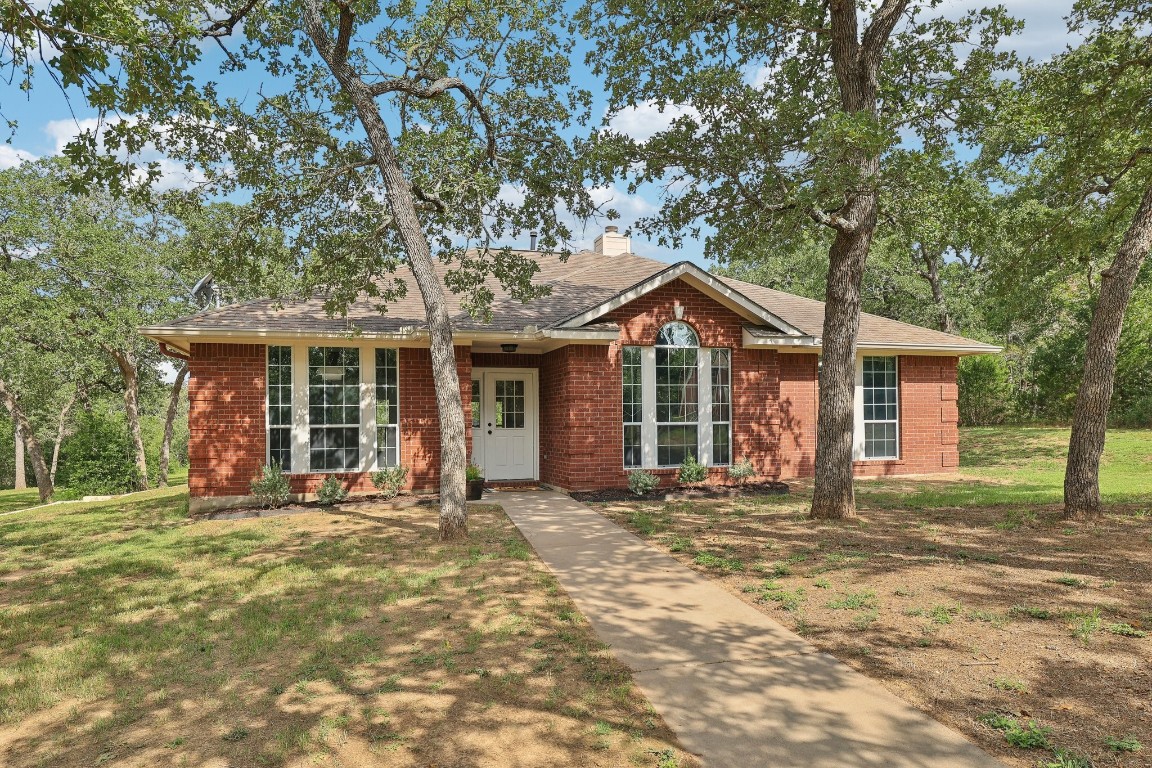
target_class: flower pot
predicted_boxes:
[466,478,486,501]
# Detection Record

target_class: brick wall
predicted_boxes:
[854,355,960,476]
[186,286,961,499]
[187,343,267,497]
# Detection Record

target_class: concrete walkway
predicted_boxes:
[497,491,1005,768]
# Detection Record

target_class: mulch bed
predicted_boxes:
[571,481,790,504]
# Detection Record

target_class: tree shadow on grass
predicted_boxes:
[0,499,692,768]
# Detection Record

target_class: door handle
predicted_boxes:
[487,430,493,435]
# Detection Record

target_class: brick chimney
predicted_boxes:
[593,225,631,256]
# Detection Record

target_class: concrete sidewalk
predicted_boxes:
[497,490,1005,768]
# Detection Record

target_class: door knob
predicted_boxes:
[487,430,492,435]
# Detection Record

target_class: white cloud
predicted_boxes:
[607,101,701,143]
[0,145,37,170]
[44,116,209,191]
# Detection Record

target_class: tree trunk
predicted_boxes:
[1064,182,1152,520]
[811,207,877,520]
[302,1,468,539]
[49,389,77,486]
[158,364,188,487]
[918,246,955,334]
[809,0,904,519]
[14,420,26,490]
[0,377,52,502]
[108,348,149,490]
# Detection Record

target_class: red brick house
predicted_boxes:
[142,228,999,512]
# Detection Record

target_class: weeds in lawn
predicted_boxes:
[1052,574,1088,588]
[1105,622,1147,638]
[628,511,664,536]
[665,535,694,553]
[991,677,1028,693]
[978,712,1052,749]
[693,552,744,572]
[1040,748,1094,768]
[1104,735,1142,752]
[1010,605,1052,620]
[851,610,879,631]
[1070,608,1101,643]
[755,581,806,611]
[813,578,831,589]
[826,590,878,610]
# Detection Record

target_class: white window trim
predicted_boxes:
[265,345,294,471]
[281,342,401,474]
[625,343,731,470]
[853,354,900,461]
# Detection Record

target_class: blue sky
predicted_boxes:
[2,0,1078,267]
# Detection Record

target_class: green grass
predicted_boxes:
[0,488,43,514]
[0,489,687,767]
[856,427,1152,509]
[0,465,191,515]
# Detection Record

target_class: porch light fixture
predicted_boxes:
[501,343,518,353]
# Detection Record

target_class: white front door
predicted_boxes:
[474,370,537,481]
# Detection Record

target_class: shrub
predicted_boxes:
[316,476,349,506]
[727,457,756,484]
[466,463,484,482]
[627,469,660,496]
[628,469,660,496]
[250,464,291,508]
[678,455,707,484]
[55,409,137,495]
[371,465,409,500]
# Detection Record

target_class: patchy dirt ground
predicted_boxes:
[596,492,1152,768]
[0,492,695,768]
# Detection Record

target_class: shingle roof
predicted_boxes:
[151,249,997,352]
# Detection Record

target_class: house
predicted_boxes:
[142,228,1000,512]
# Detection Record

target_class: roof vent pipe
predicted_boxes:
[529,230,538,250]
[593,225,631,256]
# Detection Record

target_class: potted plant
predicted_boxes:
[465,462,485,500]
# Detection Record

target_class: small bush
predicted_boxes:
[627,469,660,496]
[316,476,349,506]
[727,457,756,484]
[250,464,291,508]
[678,455,707,484]
[466,463,484,482]
[371,465,409,500]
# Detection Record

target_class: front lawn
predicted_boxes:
[598,427,1152,768]
[0,489,41,515]
[0,489,691,767]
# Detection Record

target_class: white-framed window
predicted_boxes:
[622,321,731,469]
[308,346,361,471]
[375,348,400,468]
[622,346,643,468]
[861,355,899,459]
[655,321,700,467]
[711,349,731,466]
[267,345,293,471]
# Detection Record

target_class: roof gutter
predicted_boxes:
[139,325,621,346]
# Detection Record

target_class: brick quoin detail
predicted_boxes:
[185,282,962,499]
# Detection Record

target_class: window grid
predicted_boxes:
[308,347,361,472]
[494,380,525,429]
[862,356,899,459]
[375,348,399,468]
[711,349,731,466]
[656,324,700,467]
[623,347,642,468]
[267,346,292,472]
[470,379,481,428]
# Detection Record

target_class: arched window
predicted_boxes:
[655,321,699,348]
[622,321,731,470]
[655,322,700,466]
